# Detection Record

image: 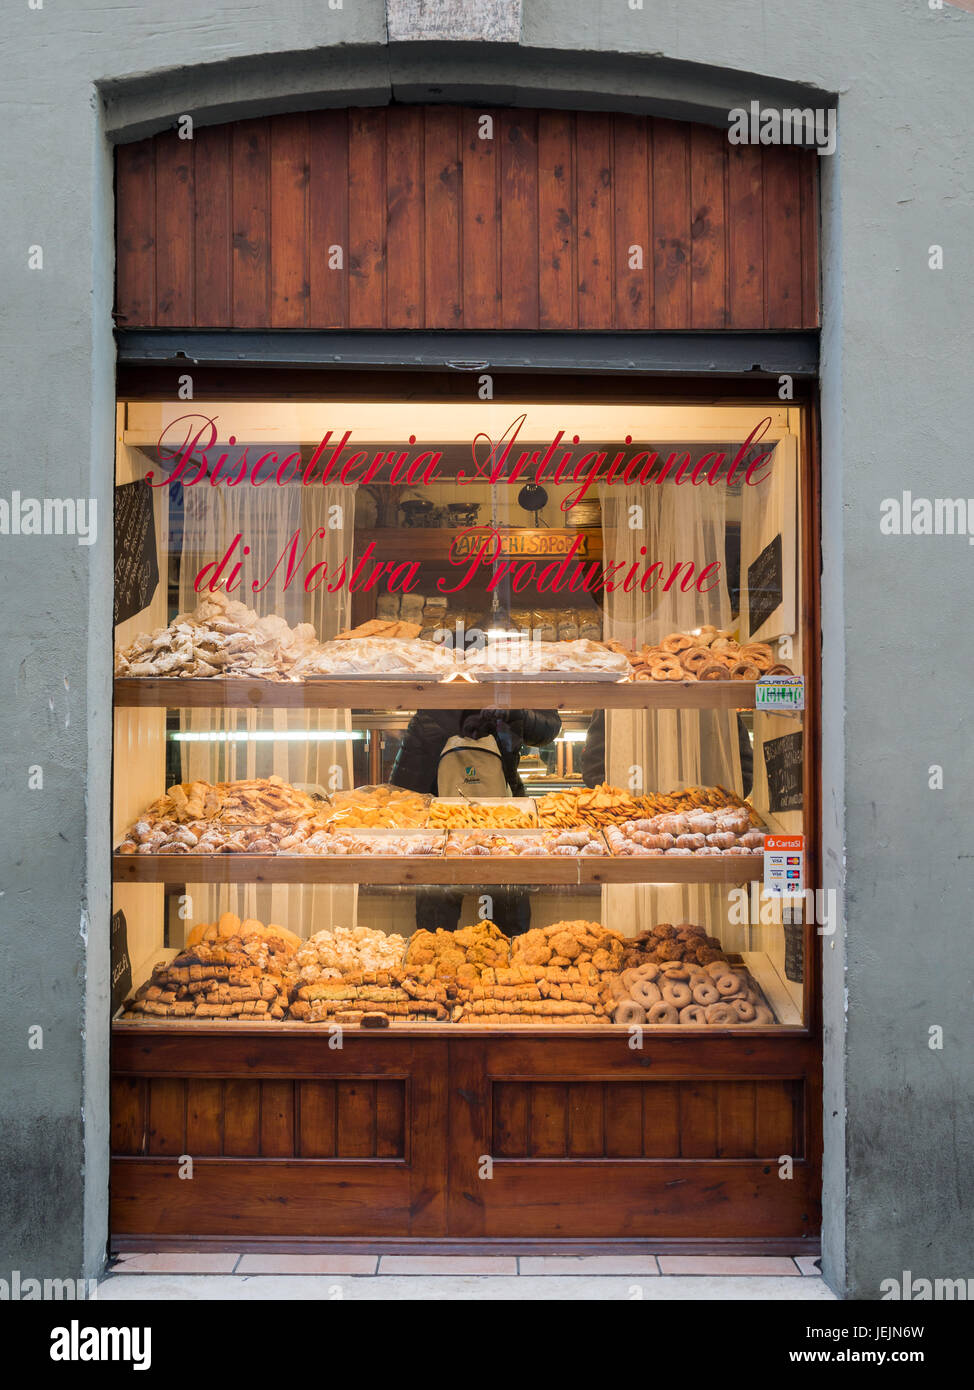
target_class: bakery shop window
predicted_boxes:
[112,399,811,1030]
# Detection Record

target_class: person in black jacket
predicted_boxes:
[390,707,561,936]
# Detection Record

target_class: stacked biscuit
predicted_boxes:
[116,776,331,855]
[451,921,621,1025]
[122,915,297,1020]
[604,630,789,683]
[285,925,446,1025]
[537,783,754,830]
[604,805,765,857]
[605,922,775,1026]
[320,785,429,829]
[442,827,606,857]
[114,591,319,680]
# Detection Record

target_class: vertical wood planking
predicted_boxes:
[375,1080,405,1157]
[385,106,425,328]
[612,115,651,329]
[223,1079,261,1156]
[651,119,691,329]
[153,131,194,326]
[118,106,820,331]
[231,119,270,327]
[115,140,155,325]
[728,144,765,328]
[679,1081,719,1158]
[642,1081,681,1158]
[799,153,820,326]
[528,1082,567,1158]
[270,113,310,328]
[491,1082,529,1157]
[575,113,614,329]
[604,1082,644,1157]
[308,109,349,329]
[537,110,576,329]
[347,108,387,328]
[499,109,540,329]
[764,145,803,328]
[716,1081,757,1158]
[567,1081,604,1157]
[460,108,500,328]
[298,1080,337,1157]
[147,1079,186,1156]
[193,124,231,326]
[336,1080,375,1158]
[110,1077,147,1156]
[755,1080,800,1157]
[689,123,728,328]
[423,107,462,327]
[185,1079,223,1156]
[259,1080,295,1158]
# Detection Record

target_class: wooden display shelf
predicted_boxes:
[113,852,764,885]
[114,676,757,710]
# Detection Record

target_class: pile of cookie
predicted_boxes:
[442,828,606,857]
[122,915,299,1020]
[115,776,331,855]
[114,590,319,680]
[604,629,791,683]
[605,922,775,1026]
[537,783,757,830]
[604,804,765,857]
[451,920,623,1025]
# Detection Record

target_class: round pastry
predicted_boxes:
[692,979,720,1006]
[751,1004,775,1025]
[662,981,692,1009]
[681,646,714,674]
[630,977,663,1008]
[614,998,647,1025]
[634,962,661,981]
[679,1004,708,1026]
[705,1002,738,1025]
[730,661,761,680]
[650,659,685,681]
[661,632,694,654]
[647,1002,680,1025]
[697,661,728,681]
[740,642,773,665]
[714,970,747,998]
[765,663,793,675]
[620,968,642,991]
[706,960,730,979]
[659,961,691,980]
[633,668,652,681]
[710,637,740,654]
[732,998,757,1022]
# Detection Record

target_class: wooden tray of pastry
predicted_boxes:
[114,677,758,711]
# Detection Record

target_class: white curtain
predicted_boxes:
[599,478,743,934]
[176,476,357,939]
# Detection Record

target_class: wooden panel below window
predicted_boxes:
[111,1029,818,1242]
[115,107,819,331]
[490,1078,800,1159]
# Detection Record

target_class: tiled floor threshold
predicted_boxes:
[110,1252,822,1277]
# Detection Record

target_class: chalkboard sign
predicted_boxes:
[747,532,783,638]
[763,730,804,813]
[783,918,804,984]
[114,480,159,625]
[110,910,133,1014]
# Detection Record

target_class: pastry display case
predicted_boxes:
[110,392,819,1248]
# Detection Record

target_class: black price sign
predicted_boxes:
[783,919,804,984]
[114,480,159,625]
[111,910,133,1015]
[747,532,783,638]
[763,730,804,813]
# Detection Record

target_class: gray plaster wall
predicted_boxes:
[1,0,971,1299]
